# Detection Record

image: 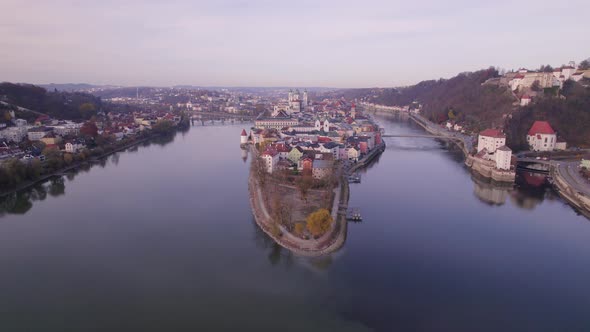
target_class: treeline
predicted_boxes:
[506,80,590,149]
[0,82,103,120]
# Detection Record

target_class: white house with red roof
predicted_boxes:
[477,129,506,154]
[520,95,532,106]
[527,121,556,151]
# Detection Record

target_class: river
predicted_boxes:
[1,115,589,331]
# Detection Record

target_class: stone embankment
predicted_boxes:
[552,165,590,218]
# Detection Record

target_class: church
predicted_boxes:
[288,89,309,113]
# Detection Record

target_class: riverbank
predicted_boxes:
[248,143,383,256]
[0,134,160,198]
[406,113,516,183]
[551,163,590,218]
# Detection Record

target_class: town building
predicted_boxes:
[495,146,512,170]
[27,126,53,141]
[477,129,506,153]
[0,126,27,143]
[240,129,248,145]
[527,121,556,151]
[260,149,279,173]
[255,116,299,130]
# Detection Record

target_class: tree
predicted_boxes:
[294,223,305,236]
[152,120,175,135]
[306,208,333,237]
[531,80,542,92]
[80,121,98,137]
[79,102,96,119]
[63,153,73,165]
[296,175,313,201]
[539,64,553,73]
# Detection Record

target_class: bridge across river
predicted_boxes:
[381,134,464,140]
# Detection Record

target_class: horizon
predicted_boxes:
[2,0,589,88]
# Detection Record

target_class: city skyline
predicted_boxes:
[1,0,589,88]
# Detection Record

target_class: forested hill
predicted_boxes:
[337,68,516,130]
[336,67,590,149]
[0,82,106,121]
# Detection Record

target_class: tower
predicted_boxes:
[303,89,308,107]
[351,103,356,119]
[240,129,248,145]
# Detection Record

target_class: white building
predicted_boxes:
[527,121,556,152]
[495,146,512,170]
[314,119,330,132]
[65,141,85,153]
[477,129,506,153]
[0,126,27,142]
[260,150,279,173]
[13,119,28,127]
[240,129,248,145]
[520,95,532,106]
[255,117,299,130]
[27,127,53,141]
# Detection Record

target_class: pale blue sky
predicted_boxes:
[1,0,588,88]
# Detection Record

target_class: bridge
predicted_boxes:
[191,111,257,120]
[381,134,464,141]
[516,157,554,166]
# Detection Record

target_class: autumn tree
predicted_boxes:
[294,223,305,237]
[306,208,333,237]
[80,121,98,137]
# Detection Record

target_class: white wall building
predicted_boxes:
[495,146,512,170]
[477,129,506,153]
[527,121,556,152]
[0,126,27,142]
[260,150,279,173]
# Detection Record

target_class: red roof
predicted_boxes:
[528,121,555,135]
[479,129,505,138]
[241,129,247,136]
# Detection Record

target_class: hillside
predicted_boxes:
[506,80,590,149]
[337,68,516,131]
[0,82,105,121]
[336,68,590,150]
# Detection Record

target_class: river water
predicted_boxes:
[1,115,589,331]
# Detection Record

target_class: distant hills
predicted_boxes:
[39,83,120,92]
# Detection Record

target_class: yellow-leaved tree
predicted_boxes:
[306,209,333,237]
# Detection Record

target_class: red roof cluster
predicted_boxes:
[528,121,555,135]
[479,129,505,138]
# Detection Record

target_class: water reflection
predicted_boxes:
[0,133,179,218]
[0,177,65,216]
[471,173,512,206]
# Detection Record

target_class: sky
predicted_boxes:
[1,0,589,88]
